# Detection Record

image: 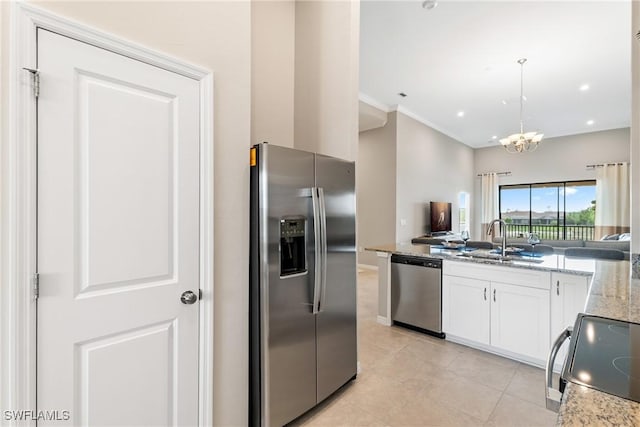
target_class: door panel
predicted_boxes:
[315,155,357,403]
[79,73,175,293]
[77,321,176,426]
[262,145,317,426]
[491,282,550,361]
[550,273,589,365]
[37,30,199,426]
[442,275,490,344]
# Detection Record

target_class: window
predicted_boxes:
[500,181,596,240]
[458,191,469,233]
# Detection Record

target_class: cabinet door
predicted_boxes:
[550,272,589,336]
[442,275,490,345]
[490,282,550,361]
[550,273,589,363]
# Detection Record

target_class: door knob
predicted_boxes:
[181,290,198,305]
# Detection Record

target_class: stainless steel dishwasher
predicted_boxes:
[390,254,444,338]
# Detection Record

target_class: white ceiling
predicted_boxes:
[360,0,631,148]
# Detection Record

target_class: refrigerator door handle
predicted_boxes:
[318,187,328,312]
[311,187,322,314]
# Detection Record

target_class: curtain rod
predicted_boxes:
[586,162,628,169]
[476,171,512,177]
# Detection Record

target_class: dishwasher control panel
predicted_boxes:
[391,254,442,269]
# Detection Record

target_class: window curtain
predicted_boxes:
[481,173,499,241]
[595,163,630,240]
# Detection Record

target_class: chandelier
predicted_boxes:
[499,58,543,153]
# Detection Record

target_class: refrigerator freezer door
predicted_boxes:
[259,145,318,426]
[314,154,357,403]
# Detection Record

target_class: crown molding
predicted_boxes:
[359,93,469,146]
[394,105,467,145]
[358,93,391,113]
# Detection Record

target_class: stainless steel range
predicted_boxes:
[546,313,640,411]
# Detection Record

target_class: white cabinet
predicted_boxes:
[550,272,589,336]
[442,275,490,345]
[442,261,551,363]
[490,281,550,361]
[550,272,589,365]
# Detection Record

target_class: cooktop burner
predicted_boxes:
[563,314,640,403]
[612,357,640,381]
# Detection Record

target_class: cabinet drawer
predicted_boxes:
[443,260,550,290]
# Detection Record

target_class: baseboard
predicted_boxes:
[357,263,378,271]
[377,315,392,326]
[445,334,546,369]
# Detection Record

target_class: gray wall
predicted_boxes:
[251,0,295,148]
[252,0,360,160]
[357,110,475,265]
[473,128,631,240]
[294,1,360,161]
[395,112,475,244]
[357,113,397,265]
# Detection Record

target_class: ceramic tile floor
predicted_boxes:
[290,269,558,427]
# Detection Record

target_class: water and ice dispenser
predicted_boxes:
[280,218,307,277]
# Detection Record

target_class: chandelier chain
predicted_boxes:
[519,59,524,135]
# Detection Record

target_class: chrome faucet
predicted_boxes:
[487,219,507,255]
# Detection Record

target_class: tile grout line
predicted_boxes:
[484,390,506,426]
[482,364,519,424]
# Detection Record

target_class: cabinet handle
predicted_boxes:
[484,287,487,301]
[556,280,560,296]
[493,289,496,302]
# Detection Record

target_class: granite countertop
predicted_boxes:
[366,242,640,426]
[366,242,596,276]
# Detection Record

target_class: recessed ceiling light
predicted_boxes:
[492,135,497,140]
[522,95,527,101]
[580,84,590,91]
[422,0,438,10]
[398,92,407,97]
[587,120,594,125]
[501,100,508,105]
[457,111,465,117]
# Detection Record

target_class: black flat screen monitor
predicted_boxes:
[430,202,452,233]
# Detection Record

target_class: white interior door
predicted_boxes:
[37,29,200,426]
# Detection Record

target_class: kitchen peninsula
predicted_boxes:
[365,243,639,425]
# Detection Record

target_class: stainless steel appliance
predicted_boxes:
[546,313,640,412]
[249,143,357,426]
[390,255,445,338]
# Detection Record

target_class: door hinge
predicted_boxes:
[199,289,203,300]
[33,273,40,300]
[22,67,40,98]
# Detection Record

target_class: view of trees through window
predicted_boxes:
[499,181,596,240]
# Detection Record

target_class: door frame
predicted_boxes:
[0,2,215,426]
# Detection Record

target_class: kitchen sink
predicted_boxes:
[456,252,545,263]
[456,252,514,261]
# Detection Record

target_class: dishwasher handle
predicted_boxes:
[545,326,572,412]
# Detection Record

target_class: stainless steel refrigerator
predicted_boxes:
[250,143,357,426]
